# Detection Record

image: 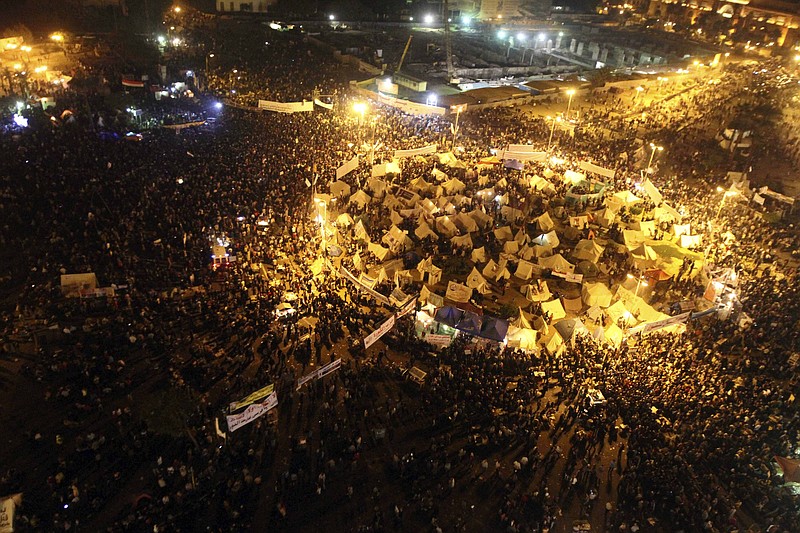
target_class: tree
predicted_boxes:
[589,66,613,88]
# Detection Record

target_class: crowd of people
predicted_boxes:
[0,18,799,533]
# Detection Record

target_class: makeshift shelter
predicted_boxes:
[451,234,473,249]
[466,267,492,294]
[479,317,509,342]
[329,180,352,198]
[468,209,492,230]
[608,190,642,212]
[506,326,538,351]
[536,212,555,232]
[576,260,600,278]
[349,190,372,208]
[541,299,567,322]
[417,198,439,215]
[582,283,613,308]
[573,239,604,263]
[442,178,466,194]
[454,212,478,233]
[367,242,392,261]
[510,308,535,330]
[435,306,464,327]
[594,323,623,346]
[554,318,589,344]
[431,168,448,181]
[563,296,583,314]
[366,177,388,197]
[503,241,520,254]
[514,260,535,280]
[545,330,565,356]
[524,281,551,302]
[382,225,413,253]
[532,231,560,249]
[538,254,575,274]
[435,216,459,237]
[493,226,514,241]
[438,152,466,168]
[336,213,354,226]
[455,311,483,336]
[471,246,487,264]
[415,222,438,240]
[500,206,524,224]
[410,176,432,192]
[563,169,586,185]
[606,300,635,327]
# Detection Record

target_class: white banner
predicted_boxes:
[393,144,438,158]
[508,144,538,153]
[752,193,765,205]
[226,392,278,432]
[642,178,662,205]
[336,155,359,180]
[314,98,334,110]
[552,271,583,283]
[296,358,343,390]
[424,333,452,347]
[0,495,19,533]
[364,315,396,349]
[257,100,313,113]
[578,160,616,179]
[446,281,472,303]
[397,296,418,317]
[498,150,547,162]
[640,312,691,335]
[338,265,391,304]
[376,94,446,116]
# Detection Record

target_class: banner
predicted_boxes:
[364,315,396,349]
[229,384,275,412]
[393,144,438,158]
[0,494,21,533]
[640,312,690,335]
[446,281,472,303]
[162,120,206,131]
[338,265,391,304]
[257,100,313,113]
[578,160,616,179]
[121,78,145,88]
[497,150,547,162]
[296,358,343,390]
[508,144,538,153]
[376,93,446,116]
[314,98,334,110]
[552,271,583,283]
[336,155,359,180]
[642,178,663,205]
[397,296,418,317]
[425,333,452,347]
[226,392,278,432]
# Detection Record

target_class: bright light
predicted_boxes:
[461,16,471,25]
[21,45,31,52]
[329,14,335,21]
[209,53,215,58]
[426,93,438,106]
[15,101,24,110]
[214,102,223,110]
[34,66,47,73]
[409,17,413,21]
[498,30,507,39]
[13,114,28,128]
[50,33,64,42]
[157,35,166,44]
[424,14,434,24]
[517,32,526,41]
[566,89,575,96]
[173,6,182,13]
[636,86,644,92]
[353,102,367,116]
[171,38,181,46]
[538,33,546,41]
[5,43,18,50]
[13,63,22,70]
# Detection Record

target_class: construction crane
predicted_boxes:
[397,34,412,73]
[443,0,455,82]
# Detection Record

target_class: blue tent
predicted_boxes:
[479,317,509,342]
[435,306,464,328]
[455,311,483,336]
[554,318,589,342]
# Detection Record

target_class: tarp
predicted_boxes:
[431,168,448,181]
[437,152,466,168]
[554,318,589,342]
[541,299,567,322]
[479,316,509,342]
[455,311,483,336]
[410,176,432,192]
[611,190,642,206]
[366,177,388,197]
[582,283,613,308]
[538,254,575,274]
[434,305,464,327]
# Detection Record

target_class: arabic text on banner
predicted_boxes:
[364,315,396,349]
[226,392,278,432]
[229,384,275,412]
[393,144,438,158]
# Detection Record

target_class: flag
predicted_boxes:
[122,77,144,88]
[775,456,800,483]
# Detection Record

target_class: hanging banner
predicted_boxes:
[162,120,206,131]
[317,357,342,379]
[497,150,547,162]
[446,281,472,303]
[229,384,275,412]
[313,98,334,110]
[336,155,359,179]
[393,144,438,158]
[508,144,538,153]
[639,312,691,335]
[397,296,418,317]
[338,265,391,304]
[257,100,313,113]
[578,160,616,179]
[552,271,583,283]
[226,391,278,432]
[424,333,453,348]
[376,93,446,116]
[364,315,396,349]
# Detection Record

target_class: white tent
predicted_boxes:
[438,152,467,168]
[454,212,479,233]
[563,169,586,185]
[468,208,492,230]
[581,283,613,308]
[330,180,351,197]
[470,246,487,263]
[452,234,473,249]
[536,212,555,232]
[532,244,554,258]
[390,210,404,226]
[415,222,438,240]
[532,231,560,249]
[511,308,535,329]
[431,168,448,181]
[545,330,565,356]
[349,189,372,208]
[541,299,567,322]
[366,177,388,198]
[367,242,392,261]
[623,230,647,250]
[573,239,605,263]
[336,213,354,226]
[606,300,635,327]
[538,254,575,274]
[494,226,514,241]
[503,241,520,254]
[382,225,413,252]
[435,216,459,237]
[506,325,538,351]
[515,259,535,280]
[631,243,658,261]
[524,280,551,302]
[410,176,432,193]
[500,206,524,224]
[442,178,466,194]
[466,267,492,294]
[612,190,642,206]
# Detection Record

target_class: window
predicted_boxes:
[219,1,225,10]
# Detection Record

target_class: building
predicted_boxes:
[216,0,274,13]
[647,0,800,48]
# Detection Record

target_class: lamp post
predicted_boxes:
[352,101,370,162]
[314,198,328,252]
[647,143,663,172]
[713,186,739,230]
[547,115,561,151]
[628,273,648,298]
[450,104,467,148]
[565,89,576,120]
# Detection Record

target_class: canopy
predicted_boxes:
[349,189,372,208]
[479,317,509,342]
[554,318,589,342]
[435,306,464,327]
[330,180,352,197]
[536,212,555,232]
[541,299,567,322]
[415,222,438,240]
[573,239,604,263]
[582,282,613,307]
[410,176,432,192]
[538,254,575,274]
[455,311,483,335]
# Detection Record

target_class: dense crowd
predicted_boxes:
[0,21,798,533]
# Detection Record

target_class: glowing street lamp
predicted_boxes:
[565,89,576,119]
[647,143,663,171]
[424,14,434,24]
[49,33,64,42]
[627,273,648,298]
[173,6,182,13]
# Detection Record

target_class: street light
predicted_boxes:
[49,33,64,42]
[627,273,648,298]
[173,6,182,13]
[565,89,576,120]
[714,186,739,227]
[450,104,467,147]
[314,199,328,251]
[647,143,663,172]
[547,115,561,151]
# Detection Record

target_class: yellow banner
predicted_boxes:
[229,384,274,412]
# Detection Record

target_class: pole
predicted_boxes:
[453,107,461,147]
[547,117,557,151]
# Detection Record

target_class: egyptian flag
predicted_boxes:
[774,456,800,483]
[122,77,144,88]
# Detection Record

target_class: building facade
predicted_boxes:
[216,0,274,13]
